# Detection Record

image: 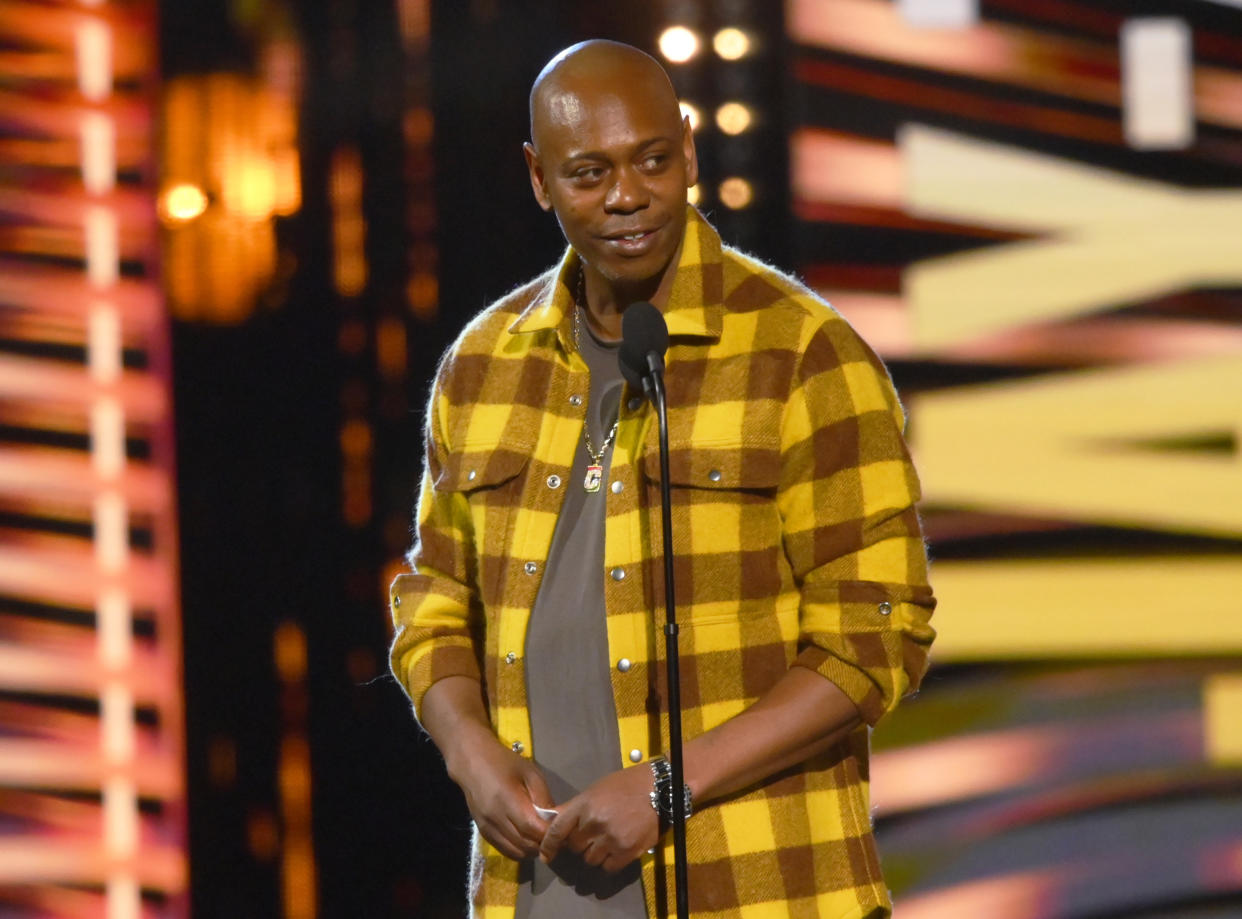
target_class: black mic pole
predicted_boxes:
[643,361,689,919]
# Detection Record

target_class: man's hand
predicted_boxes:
[539,763,659,873]
[450,734,553,861]
[420,675,552,861]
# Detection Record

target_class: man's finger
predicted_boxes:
[479,818,529,861]
[538,809,576,863]
[580,837,608,867]
[524,768,554,809]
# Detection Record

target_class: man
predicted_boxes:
[390,40,936,918]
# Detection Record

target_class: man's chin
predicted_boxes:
[588,252,677,295]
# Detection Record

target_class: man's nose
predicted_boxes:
[604,166,649,212]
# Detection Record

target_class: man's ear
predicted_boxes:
[681,115,699,189]
[524,142,553,212]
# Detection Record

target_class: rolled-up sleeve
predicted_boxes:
[389,383,484,723]
[777,318,936,725]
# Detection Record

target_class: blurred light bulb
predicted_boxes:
[659,26,700,63]
[679,101,702,131]
[160,183,208,222]
[719,177,753,210]
[713,28,751,60]
[715,102,752,135]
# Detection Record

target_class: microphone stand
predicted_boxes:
[643,357,689,919]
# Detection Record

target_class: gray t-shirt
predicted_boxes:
[514,317,647,918]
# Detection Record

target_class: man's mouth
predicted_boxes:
[602,227,660,255]
[606,229,655,241]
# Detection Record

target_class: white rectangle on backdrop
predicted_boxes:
[897,0,978,29]
[1121,18,1194,150]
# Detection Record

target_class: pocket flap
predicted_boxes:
[434,442,529,492]
[641,438,780,491]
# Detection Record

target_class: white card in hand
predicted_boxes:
[534,805,558,820]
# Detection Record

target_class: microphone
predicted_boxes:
[619,299,690,919]
[618,301,669,399]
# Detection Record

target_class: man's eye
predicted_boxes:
[573,168,605,183]
[641,154,668,170]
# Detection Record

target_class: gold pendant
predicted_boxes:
[584,464,603,493]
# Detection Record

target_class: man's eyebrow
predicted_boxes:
[563,136,676,163]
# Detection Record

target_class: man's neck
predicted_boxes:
[580,241,684,343]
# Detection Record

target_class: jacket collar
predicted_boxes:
[508,206,725,343]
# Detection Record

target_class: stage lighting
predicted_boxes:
[659,26,700,63]
[715,101,752,135]
[160,182,209,222]
[719,177,753,209]
[713,27,751,60]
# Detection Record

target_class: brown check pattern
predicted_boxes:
[390,207,936,919]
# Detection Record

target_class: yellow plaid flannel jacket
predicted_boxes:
[390,208,936,918]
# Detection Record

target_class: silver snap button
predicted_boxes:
[467,469,477,481]
[610,567,626,581]
[512,741,524,754]
[547,474,561,489]
[878,601,892,616]
[569,394,582,406]
[392,595,401,608]
[505,651,516,664]
[629,749,643,763]
[708,469,722,483]
[524,561,538,575]
[610,480,623,494]
[617,658,632,672]
[627,397,642,412]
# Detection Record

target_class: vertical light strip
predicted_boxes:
[76,20,113,101]
[78,8,140,919]
[82,113,117,196]
[86,206,120,288]
[88,304,123,384]
[90,399,126,479]
[1121,18,1194,150]
[275,622,317,919]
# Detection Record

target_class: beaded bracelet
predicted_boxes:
[647,756,693,820]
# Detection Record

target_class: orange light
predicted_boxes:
[274,621,308,682]
[713,27,752,60]
[658,26,700,63]
[406,271,438,319]
[715,101,753,135]
[159,183,208,223]
[376,316,408,380]
[227,156,278,221]
[719,177,754,209]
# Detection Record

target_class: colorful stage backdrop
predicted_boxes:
[781,1,1242,915]
[1,1,1240,917]
[0,2,189,918]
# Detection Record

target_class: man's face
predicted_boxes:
[525,79,698,292]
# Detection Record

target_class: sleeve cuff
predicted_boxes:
[404,642,483,723]
[792,647,889,726]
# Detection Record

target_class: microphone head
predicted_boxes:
[618,302,669,393]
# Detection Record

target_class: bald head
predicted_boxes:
[522,40,697,305]
[529,40,680,149]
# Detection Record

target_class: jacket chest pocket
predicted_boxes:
[434,434,532,609]
[639,432,790,623]
[639,438,781,494]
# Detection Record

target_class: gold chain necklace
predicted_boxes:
[573,269,619,493]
